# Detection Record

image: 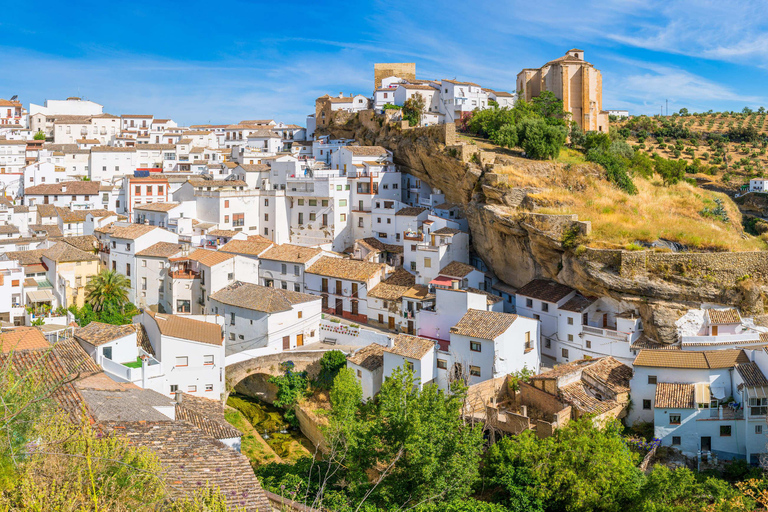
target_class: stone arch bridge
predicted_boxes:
[225,350,328,403]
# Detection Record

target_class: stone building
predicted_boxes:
[516,49,609,132]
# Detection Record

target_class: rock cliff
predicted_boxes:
[320,111,767,343]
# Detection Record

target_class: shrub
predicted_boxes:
[517,118,567,160]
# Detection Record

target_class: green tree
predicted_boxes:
[654,156,688,186]
[484,419,643,512]
[268,368,308,427]
[516,118,567,160]
[316,350,348,389]
[679,108,689,116]
[402,93,426,126]
[490,124,518,149]
[33,130,45,141]
[84,270,130,312]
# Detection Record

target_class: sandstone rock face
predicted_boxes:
[321,113,767,344]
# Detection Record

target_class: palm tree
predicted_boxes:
[85,270,131,312]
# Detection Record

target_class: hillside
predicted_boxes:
[615,112,768,193]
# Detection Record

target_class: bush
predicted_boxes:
[517,118,567,160]
[315,350,348,389]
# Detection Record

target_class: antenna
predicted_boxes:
[9,95,17,101]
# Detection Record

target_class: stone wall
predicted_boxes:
[294,402,327,453]
[518,212,592,237]
[519,380,567,419]
[374,63,416,89]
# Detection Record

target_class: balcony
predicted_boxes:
[681,333,762,346]
[581,325,633,343]
[170,269,199,279]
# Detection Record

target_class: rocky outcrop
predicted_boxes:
[321,112,767,344]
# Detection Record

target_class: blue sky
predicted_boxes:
[1,0,766,126]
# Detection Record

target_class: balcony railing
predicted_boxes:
[681,333,762,345]
[170,270,199,279]
[582,325,632,342]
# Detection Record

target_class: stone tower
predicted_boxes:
[516,49,609,132]
[374,63,416,89]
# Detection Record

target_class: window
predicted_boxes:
[294,283,301,292]
[562,348,569,358]
[309,199,317,206]
[135,185,141,195]
[224,215,229,223]
[298,199,304,206]
[469,366,481,377]
[233,213,244,227]
[126,243,131,251]
[669,414,681,425]
[142,259,147,267]
[205,384,214,392]
[203,355,214,366]
[322,199,328,207]
[533,314,540,320]
[126,263,131,277]
[309,213,316,221]
[298,311,303,319]
[188,385,197,392]
[141,278,147,290]
[175,356,188,367]
[541,302,549,312]
[545,338,551,348]
[524,331,532,350]
[157,185,164,195]
[264,199,269,206]
[424,257,431,268]
[229,332,235,341]
[470,341,481,352]
[642,399,651,410]
[648,375,658,385]
[567,317,574,325]
[437,359,447,370]
[298,212,304,224]
[406,361,414,371]
[264,213,269,221]
[567,334,573,342]
[526,298,533,308]
[720,425,731,436]
[749,398,768,416]
[672,436,681,445]
[357,369,362,378]
[103,347,113,360]
[294,265,300,276]
[339,199,347,207]
[281,263,287,274]
[230,312,235,325]
[170,384,178,394]
[340,213,346,222]
[757,425,764,435]
[585,340,591,349]
[176,300,190,313]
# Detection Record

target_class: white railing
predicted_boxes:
[582,325,632,342]
[681,333,762,345]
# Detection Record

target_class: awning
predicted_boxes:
[26,289,55,303]
[748,386,768,399]
[711,385,726,400]
[429,276,454,287]
[695,383,711,403]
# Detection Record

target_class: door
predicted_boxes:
[712,325,719,336]
[602,313,608,328]
[408,320,414,334]
[351,300,358,316]
[335,280,342,295]
[335,299,343,315]
[701,436,711,452]
[103,347,112,360]
[388,316,395,330]
[297,334,303,347]
[282,336,290,350]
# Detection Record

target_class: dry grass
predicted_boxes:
[533,173,763,251]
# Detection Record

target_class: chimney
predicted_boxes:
[61,185,67,193]
[520,405,528,417]
[338,92,344,98]
[415,273,423,286]
[175,391,183,404]
[451,279,459,290]
[141,355,148,388]
[387,336,395,348]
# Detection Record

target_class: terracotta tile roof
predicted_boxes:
[146,311,223,346]
[80,388,175,422]
[438,261,477,278]
[187,248,235,267]
[52,336,102,375]
[515,279,575,303]
[206,229,239,238]
[238,164,271,172]
[383,334,435,360]
[64,234,99,253]
[103,421,271,511]
[630,336,680,351]
[259,244,322,263]
[560,381,618,415]
[30,223,63,239]
[0,349,91,423]
[24,181,100,196]
[582,356,632,392]
[35,204,58,218]
[219,239,275,257]
[395,206,427,217]
[735,362,768,387]
[187,178,247,188]
[358,237,404,254]
[135,242,183,258]
[655,383,695,409]
[634,349,749,369]
[75,322,135,347]
[343,146,389,157]
[442,79,481,86]
[0,224,19,235]
[368,269,416,300]
[559,294,597,313]
[174,393,241,440]
[210,281,318,313]
[133,202,180,212]
[706,308,741,324]
[307,256,384,282]
[90,145,136,153]
[432,227,463,236]
[109,224,158,240]
[3,248,46,265]
[347,343,385,371]
[0,327,51,352]
[43,241,100,263]
[450,309,518,340]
